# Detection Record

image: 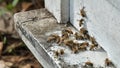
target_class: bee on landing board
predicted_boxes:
[89,36,97,44]
[74,32,84,40]
[80,28,88,35]
[80,42,89,47]
[105,58,114,67]
[84,61,93,67]
[62,31,69,39]
[78,18,84,27]
[83,33,90,40]
[89,43,98,50]
[55,50,59,57]
[55,49,65,57]
[47,34,60,43]
[63,39,74,46]
[80,7,87,18]
[62,28,73,34]
[47,36,56,42]
[72,45,79,53]
[79,45,87,51]
[60,49,64,55]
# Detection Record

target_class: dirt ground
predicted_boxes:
[0,0,44,68]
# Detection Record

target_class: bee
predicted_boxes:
[55,49,65,57]
[50,34,59,37]
[83,33,90,40]
[89,43,98,50]
[89,36,97,44]
[52,34,61,43]
[47,34,60,43]
[63,28,73,34]
[74,32,84,40]
[73,42,80,46]
[84,61,93,67]
[80,28,88,35]
[78,18,84,27]
[60,49,64,55]
[71,42,80,53]
[55,50,59,57]
[80,42,89,47]
[47,36,56,42]
[62,31,69,39]
[79,45,87,51]
[56,36,61,43]
[105,58,113,66]
[80,7,87,17]
[63,39,74,46]
[72,46,79,53]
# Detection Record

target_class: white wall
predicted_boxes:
[45,0,120,67]
[45,0,69,23]
[70,0,120,68]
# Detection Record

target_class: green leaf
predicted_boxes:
[8,49,13,53]
[6,4,14,11]
[3,36,7,44]
[0,0,3,2]
[0,8,7,16]
[12,0,19,7]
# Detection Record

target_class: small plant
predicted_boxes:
[0,0,19,15]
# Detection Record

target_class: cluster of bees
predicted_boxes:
[47,27,99,54]
[83,58,114,67]
[47,7,114,67]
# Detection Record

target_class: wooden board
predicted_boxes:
[14,8,114,68]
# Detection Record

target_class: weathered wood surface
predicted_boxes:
[14,9,59,68]
[70,0,120,68]
[14,9,112,68]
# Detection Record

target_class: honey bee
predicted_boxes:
[60,49,64,55]
[62,31,69,39]
[72,46,79,53]
[63,39,74,46]
[84,61,93,67]
[74,32,84,40]
[47,34,60,43]
[73,42,80,46]
[55,49,65,57]
[56,37,61,43]
[105,58,113,67]
[50,34,59,37]
[80,28,88,35]
[80,42,89,47]
[79,18,84,27]
[89,44,98,50]
[84,33,90,40]
[47,36,56,42]
[79,45,87,51]
[80,7,87,17]
[89,36,97,44]
[62,28,73,34]
[55,50,59,57]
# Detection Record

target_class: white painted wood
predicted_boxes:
[70,0,120,68]
[45,0,69,23]
[14,9,109,68]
